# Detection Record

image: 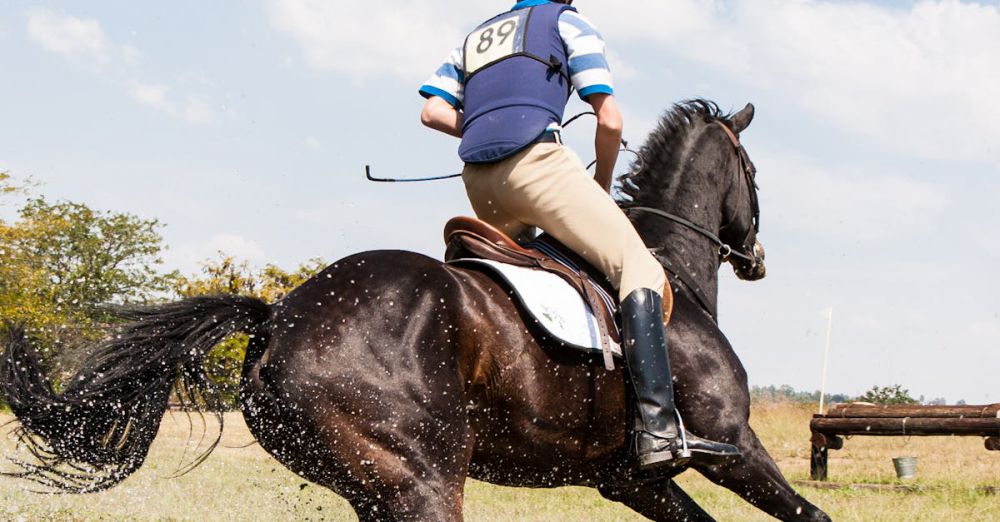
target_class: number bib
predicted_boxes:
[463,10,528,76]
[457,2,574,164]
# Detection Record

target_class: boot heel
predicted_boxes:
[638,450,687,471]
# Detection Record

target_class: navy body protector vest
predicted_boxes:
[459,2,575,164]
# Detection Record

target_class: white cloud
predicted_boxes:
[28,9,217,126]
[761,150,948,241]
[207,234,265,261]
[166,234,267,275]
[180,97,217,125]
[130,82,172,112]
[268,0,480,80]
[304,136,321,150]
[294,208,327,223]
[26,8,124,67]
[585,0,1000,163]
[128,82,217,125]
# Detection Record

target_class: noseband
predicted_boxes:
[623,120,761,266]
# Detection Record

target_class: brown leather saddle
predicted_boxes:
[443,216,622,369]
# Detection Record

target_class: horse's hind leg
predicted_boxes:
[599,478,715,522]
[245,359,471,522]
[694,432,830,522]
[347,424,471,522]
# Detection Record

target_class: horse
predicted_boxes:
[1,100,830,521]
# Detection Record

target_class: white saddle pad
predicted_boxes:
[454,259,621,357]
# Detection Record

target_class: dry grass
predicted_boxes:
[1,403,997,521]
[676,402,999,521]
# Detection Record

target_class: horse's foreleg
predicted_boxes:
[598,478,716,522]
[694,432,830,522]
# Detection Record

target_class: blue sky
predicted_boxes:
[1,0,998,403]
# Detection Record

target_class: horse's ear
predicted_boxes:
[730,103,755,134]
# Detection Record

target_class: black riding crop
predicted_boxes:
[364,112,640,183]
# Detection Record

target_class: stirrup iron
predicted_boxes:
[674,410,691,460]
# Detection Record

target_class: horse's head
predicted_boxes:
[718,103,766,281]
[619,100,767,286]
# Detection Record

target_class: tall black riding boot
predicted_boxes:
[621,288,742,470]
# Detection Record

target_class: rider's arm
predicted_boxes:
[588,93,623,193]
[420,96,464,138]
[559,9,619,192]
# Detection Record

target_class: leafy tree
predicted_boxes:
[0,195,173,377]
[856,384,919,405]
[0,171,35,199]
[173,254,325,408]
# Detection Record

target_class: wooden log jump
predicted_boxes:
[809,403,1000,480]
[821,403,1000,419]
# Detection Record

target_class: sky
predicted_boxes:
[1,0,997,403]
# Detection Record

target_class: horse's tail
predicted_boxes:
[0,295,271,493]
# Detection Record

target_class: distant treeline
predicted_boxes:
[752,383,960,406]
[751,385,852,405]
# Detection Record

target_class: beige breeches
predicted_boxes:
[462,142,666,301]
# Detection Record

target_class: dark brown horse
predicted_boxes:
[1,100,829,521]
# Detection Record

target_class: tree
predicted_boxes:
[0,196,174,376]
[856,384,919,405]
[0,171,35,200]
[173,254,326,407]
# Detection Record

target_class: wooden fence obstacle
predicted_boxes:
[809,403,1000,480]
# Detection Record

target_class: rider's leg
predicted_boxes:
[465,143,660,299]
[461,165,531,241]
[462,143,740,469]
[620,288,740,468]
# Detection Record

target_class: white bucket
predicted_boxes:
[892,456,917,480]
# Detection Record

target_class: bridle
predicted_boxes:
[623,120,762,320]
[623,120,761,267]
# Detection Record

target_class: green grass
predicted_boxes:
[1,403,997,521]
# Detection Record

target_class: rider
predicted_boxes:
[418,0,740,470]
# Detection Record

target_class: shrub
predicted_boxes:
[856,384,919,405]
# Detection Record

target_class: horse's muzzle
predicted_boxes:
[732,240,766,281]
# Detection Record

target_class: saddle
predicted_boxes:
[443,216,622,369]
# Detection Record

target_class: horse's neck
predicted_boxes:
[640,131,726,312]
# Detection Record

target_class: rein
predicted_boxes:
[623,121,760,266]
[623,206,756,264]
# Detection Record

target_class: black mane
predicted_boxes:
[617,99,732,206]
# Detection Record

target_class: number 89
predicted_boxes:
[476,20,517,54]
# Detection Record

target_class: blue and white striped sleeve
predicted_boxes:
[559,11,614,100]
[419,47,465,109]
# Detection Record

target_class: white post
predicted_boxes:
[819,307,834,415]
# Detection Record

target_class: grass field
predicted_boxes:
[1,402,997,521]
